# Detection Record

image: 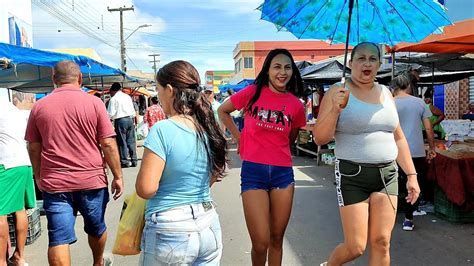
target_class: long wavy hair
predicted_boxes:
[245,48,304,113]
[156,60,227,180]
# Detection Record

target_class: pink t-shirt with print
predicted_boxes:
[231,84,306,167]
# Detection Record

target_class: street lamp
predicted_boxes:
[121,24,151,72]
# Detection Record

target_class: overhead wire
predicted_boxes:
[33,0,117,47]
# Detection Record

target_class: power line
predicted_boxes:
[33,0,117,48]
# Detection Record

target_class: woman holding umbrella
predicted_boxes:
[313,42,420,266]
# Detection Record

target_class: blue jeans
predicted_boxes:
[114,117,137,165]
[42,188,109,247]
[139,202,222,265]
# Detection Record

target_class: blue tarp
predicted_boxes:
[0,42,147,93]
[219,79,254,93]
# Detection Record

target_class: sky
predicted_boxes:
[30,0,473,82]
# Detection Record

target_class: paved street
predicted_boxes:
[25,145,474,265]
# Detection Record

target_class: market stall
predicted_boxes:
[427,121,474,222]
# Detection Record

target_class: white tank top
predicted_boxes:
[334,84,399,163]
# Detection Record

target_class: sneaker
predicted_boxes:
[103,254,114,266]
[320,262,328,266]
[413,210,427,216]
[402,219,414,231]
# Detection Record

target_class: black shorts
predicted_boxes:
[334,159,398,207]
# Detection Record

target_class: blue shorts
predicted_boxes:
[43,187,109,247]
[240,161,295,193]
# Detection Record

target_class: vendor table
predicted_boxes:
[427,142,474,211]
[296,123,333,165]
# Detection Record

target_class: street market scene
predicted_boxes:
[0,0,473,265]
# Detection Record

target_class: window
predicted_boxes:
[235,59,242,73]
[244,57,253,69]
[206,75,212,82]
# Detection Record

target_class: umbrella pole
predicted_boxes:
[432,62,435,89]
[391,51,395,80]
[341,0,354,83]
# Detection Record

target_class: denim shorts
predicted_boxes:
[240,160,295,193]
[43,187,109,247]
[140,202,222,265]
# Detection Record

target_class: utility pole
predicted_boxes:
[149,54,160,76]
[107,5,134,73]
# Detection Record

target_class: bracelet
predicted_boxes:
[406,173,418,176]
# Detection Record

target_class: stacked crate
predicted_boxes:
[434,187,474,223]
[7,208,42,246]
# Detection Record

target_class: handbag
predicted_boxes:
[112,192,146,255]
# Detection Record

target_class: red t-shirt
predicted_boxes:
[144,104,166,129]
[231,84,306,167]
[25,85,116,192]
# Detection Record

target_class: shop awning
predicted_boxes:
[388,19,474,53]
[0,42,150,93]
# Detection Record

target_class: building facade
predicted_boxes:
[205,70,234,93]
[230,41,349,84]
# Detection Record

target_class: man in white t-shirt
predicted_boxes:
[107,82,137,168]
[0,100,36,265]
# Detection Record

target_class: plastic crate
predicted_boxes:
[434,186,474,223]
[8,208,42,246]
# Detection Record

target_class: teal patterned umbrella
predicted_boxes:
[259,0,451,79]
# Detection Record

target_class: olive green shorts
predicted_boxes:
[0,165,36,215]
[334,159,398,207]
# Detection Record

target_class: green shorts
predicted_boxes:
[334,159,398,207]
[0,165,36,215]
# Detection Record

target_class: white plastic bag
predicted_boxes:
[136,121,148,140]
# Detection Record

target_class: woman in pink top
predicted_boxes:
[218,49,306,265]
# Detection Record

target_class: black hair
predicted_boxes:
[156,60,227,180]
[110,82,121,92]
[350,42,381,61]
[245,48,304,113]
[151,96,159,104]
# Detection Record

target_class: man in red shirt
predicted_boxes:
[143,96,166,129]
[25,61,123,265]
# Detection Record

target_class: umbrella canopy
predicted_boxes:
[376,62,474,85]
[389,18,474,53]
[87,87,153,97]
[393,52,474,72]
[260,0,450,46]
[295,60,313,71]
[259,0,451,79]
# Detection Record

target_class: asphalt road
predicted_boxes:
[24,145,474,265]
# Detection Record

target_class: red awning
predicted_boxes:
[388,19,474,54]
